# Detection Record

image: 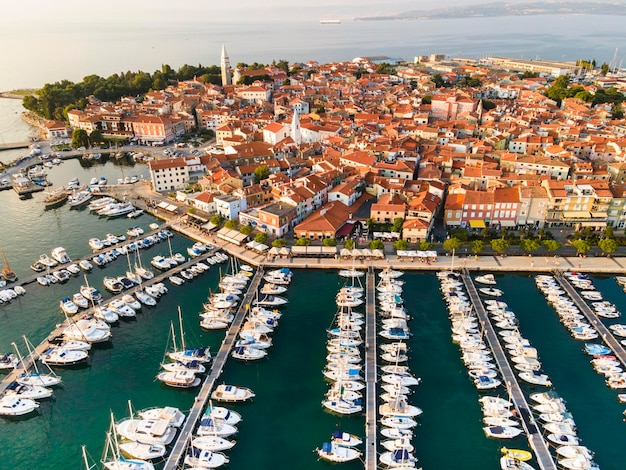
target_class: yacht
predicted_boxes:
[317,441,361,463]
[484,425,524,439]
[184,448,229,469]
[0,395,39,416]
[59,297,79,315]
[192,435,236,452]
[156,369,201,388]
[137,406,185,428]
[211,384,255,402]
[79,259,93,271]
[475,274,497,285]
[40,346,89,366]
[3,381,53,400]
[103,277,125,293]
[67,190,92,208]
[116,418,176,445]
[38,253,58,268]
[196,417,238,437]
[118,441,166,461]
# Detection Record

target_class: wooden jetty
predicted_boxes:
[461,269,557,470]
[364,267,377,470]
[162,268,264,470]
[554,272,626,368]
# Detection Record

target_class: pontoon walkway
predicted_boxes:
[461,269,557,470]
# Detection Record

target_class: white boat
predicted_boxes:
[89,238,105,251]
[519,371,552,387]
[260,283,287,295]
[202,403,242,425]
[379,449,418,467]
[135,289,157,306]
[211,384,255,402]
[122,294,142,311]
[476,274,497,285]
[79,259,93,271]
[184,447,229,469]
[339,268,364,278]
[479,287,504,297]
[484,425,523,439]
[381,437,414,452]
[169,275,184,286]
[67,190,92,208]
[196,417,238,437]
[547,433,580,446]
[167,309,211,364]
[191,435,236,452]
[108,299,136,318]
[4,380,52,400]
[380,416,417,429]
[129,408,183,431]
[60,297,79,315]
[330,430,362,447]
[156,369,201,388]
[0,395,39,416]
[500,456,536,470]
[317,441,362,463]
[232,345,267,361]
[40,346,89,366]
[116,418,176,445]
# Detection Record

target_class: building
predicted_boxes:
[239,202,297,238]
[215,194,246,221]
[148,157,189,192]
[294,201,353,240]
[370,193,406,224]
[221,44,232,86]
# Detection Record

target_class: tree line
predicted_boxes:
[22,63,223,121]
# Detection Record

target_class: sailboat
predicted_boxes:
[0,247,17,282]
[166,307,211,364]
[15,336,62,387]
[104,411,156,470]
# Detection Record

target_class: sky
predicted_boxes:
[3,0,546,23]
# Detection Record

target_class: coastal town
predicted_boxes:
[18,50,626,256]
[4,50,626,470]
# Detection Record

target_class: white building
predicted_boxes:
[148,157,189,192]
[215,194,247,220]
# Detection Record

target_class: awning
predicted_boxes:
[216,227,248,246]
[562,211,591,219]
[499,220,516,227]
[246,240,269,252]
[201,221,218,231]
[469,220,486,228]
[579,221,607,227]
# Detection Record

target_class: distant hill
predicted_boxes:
[354,1,626,21]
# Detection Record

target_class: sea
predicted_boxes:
[1,15,626,467]
[1,14,626,90]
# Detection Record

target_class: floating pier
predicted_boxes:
[554,272,626,368]
[162,268,264,470]
[364,267,377,470]
[461,269,557,470]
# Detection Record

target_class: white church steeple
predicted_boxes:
[290,110,301,145]
[220,44,232,86]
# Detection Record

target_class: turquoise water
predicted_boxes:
[0,158,626,468]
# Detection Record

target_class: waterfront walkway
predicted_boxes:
[364,267,377,470]
[163,268,264,470]
[461,269,557,470]
[554,273,626,369]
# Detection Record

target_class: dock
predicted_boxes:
[0,247,220,394]
[461,269,557,470]
[364,267,377,470]
[163,267,264,470]
[554,272,626,368]
[0,141,30,151]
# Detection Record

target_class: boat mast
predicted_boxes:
[178,306,186,351]
[81,445,97,470]
[11,341,26,371]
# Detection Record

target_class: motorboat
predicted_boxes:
[330,430,362,447]
[51,247,71,264]
[380,416,417,429]
[202,405,242,426]
[260,283,288,295]
[547,433,580,446]
[80,285,102,303]
[0,395,39,416]
[339,269,364,278]
[184,447,229,468]
[135,290,157,306]
[122,294,142,311]
[211,384,255,402]
[137,406,185,428]
[380,427,413,440]
[103,277,125,293]
[500,456,536,470]
[117,440,166,461]
[79,259,93,271]
[40,346,89,366]
[484,425,523,439]
[156,370,201,388]
[519,371,552,387]
[263,268,292,285]
[60,297,79,315]
[89,238,105,251]
[169,275,184,286]
[38,253,58,267]
[3,381,53,400]
[116,418,176,445]
[381,437,414,453]
[475,274,497,285]
[232,346,267,361]
[196,417,238,437]
[108,299,136,318]
[474,375,502,390]
[322,396,362,414]
[317,441,361,463]
[479,287,504,297]
[192,435,236,452]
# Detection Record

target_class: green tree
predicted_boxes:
[442,237,462,253]
[210,215,223,226]
[491,238,510,255]
[272,238,287,247]
[253,165,270,184]
[394,239,409,251]
[418,241,434,251]
[470,239,484,255]
[601,63,610,75]
[392,218,404,233]
[542,239,562,254]
[224,219,239,230]
[432,74,445,88]
[598,237,618,255]
[343,239,356,250]
[482,99,496,111]
[366,218,376,231]
[369,240,384,250]
[421,94,432,105]
[71,128,89,148]
[612,103,624,119]
[519,238,540,254]
[571,239,591,255]
[254,232,268,244]
[294,237,311,246]
[322,238,337,247]
[239,225,253,236]
[450,228,469,242]
[89,129,104,147]
[604,226,615,239]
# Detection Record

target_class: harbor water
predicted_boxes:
[0,131,624,468]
